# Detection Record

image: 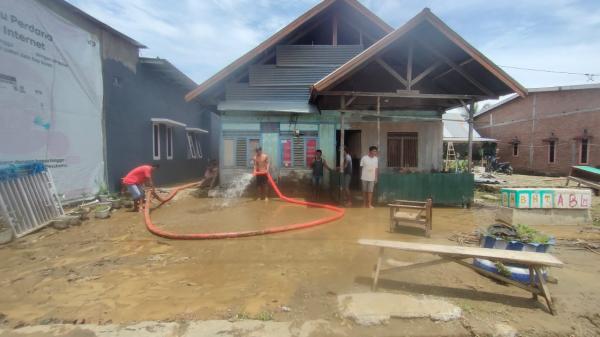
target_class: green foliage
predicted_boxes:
[255,311,273,321]
[514,224,551,244]
[494,262,512,278]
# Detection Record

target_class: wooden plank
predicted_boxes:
[432,59,474,81]
[376,58,408,87]
[320,90,487,100]
[332,14,338,46]
[566,176,600,189]
[415,40,494,96]
[412,61,442,86]
[535,266,556,315]
[451,258,541,295]
[382,258,449,273]
[358,239,564,267]
[407,41,413,89]
[372,247,384,290]
[388,204,427,209]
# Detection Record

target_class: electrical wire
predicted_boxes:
[499,65,599,81]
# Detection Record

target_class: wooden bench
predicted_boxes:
[566,166,600,195]
[359,239,564,315]
[388,199,432,237]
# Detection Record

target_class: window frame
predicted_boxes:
[579,139,590,164]
[387,132,418,168]
[166,126,173,160]
[152,123,161,160]
[223,136,261,168]
[280,136,319,168]
[186,132,203,160]
[548,140,557,164]
[512,143,519,157]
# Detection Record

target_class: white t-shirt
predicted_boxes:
[360,155,379,181]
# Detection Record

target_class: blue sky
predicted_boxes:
[66,0,600,89]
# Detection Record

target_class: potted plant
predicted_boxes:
[107,194,122,209]
[94,204,112,219]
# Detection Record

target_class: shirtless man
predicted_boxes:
[253,147,270,200]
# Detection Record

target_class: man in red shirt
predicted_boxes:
[122,164,159,211]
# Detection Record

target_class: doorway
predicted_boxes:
[336,129,362,190]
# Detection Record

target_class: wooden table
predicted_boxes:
[566,166,600,195]
[359,239,564,315]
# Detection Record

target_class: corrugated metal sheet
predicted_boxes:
[225,83,310,101]
[249,65,338,86]
[443,113,496,142]
[218,100,318,114]
[276,45,363,67]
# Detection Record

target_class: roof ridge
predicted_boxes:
[185,0,392,102]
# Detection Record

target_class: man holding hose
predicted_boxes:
[253,147,270,201]
[122,164,159,212]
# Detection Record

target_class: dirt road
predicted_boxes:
[0,188,599,336]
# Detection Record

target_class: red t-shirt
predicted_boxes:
[122,165,153,185]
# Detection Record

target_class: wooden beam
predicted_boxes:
[320,90,489,100]
[432,58,474,81]
[332,15,338,46]
[407,40,414,90]
[375,58,408,88]
[416,40,494,96]
[345,96,358,106]
[412,61,442,87]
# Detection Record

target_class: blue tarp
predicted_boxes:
[0,162,46,181]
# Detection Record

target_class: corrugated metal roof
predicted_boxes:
[249,65,338,86]
[276,45,363,67]
[225,83,310,101]
[218,100,318,114]
[443,113,495,142]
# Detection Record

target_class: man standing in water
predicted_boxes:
[310,149,331,200]
[360,146,379,208]
[122,164,159,212]
[253,147,270,200]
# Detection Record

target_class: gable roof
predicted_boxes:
[184,0,393,102]
[312,8,526,98]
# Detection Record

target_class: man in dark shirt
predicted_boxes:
[311,149,330,199]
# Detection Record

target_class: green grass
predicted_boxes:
[255,311,273,321]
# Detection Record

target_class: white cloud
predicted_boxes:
[66,0,600,88]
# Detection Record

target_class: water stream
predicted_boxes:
[210,173,254,207]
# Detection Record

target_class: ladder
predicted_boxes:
[445,142,458,172]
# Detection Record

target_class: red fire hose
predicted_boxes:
[143,172,345,239]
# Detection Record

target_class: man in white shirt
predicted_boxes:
[360,146,379,208]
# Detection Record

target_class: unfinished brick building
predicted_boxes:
[474,84,600,176]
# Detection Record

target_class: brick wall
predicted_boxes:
[474,88,600,175]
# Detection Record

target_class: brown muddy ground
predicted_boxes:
[0,181,599,336]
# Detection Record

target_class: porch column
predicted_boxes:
[467,102,474,172]
[339,97,346,198]
[377,96,381,150]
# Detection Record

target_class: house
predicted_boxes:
[0,0,215,200]
[474,84,600,176]
[443,112,496,165]
[184,0,526,204]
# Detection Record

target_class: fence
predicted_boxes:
[0,163,64,238]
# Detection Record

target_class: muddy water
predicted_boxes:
[0,192,599,336]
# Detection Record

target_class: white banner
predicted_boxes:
[0,0,104,201]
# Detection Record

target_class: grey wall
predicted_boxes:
[103,59,213,191]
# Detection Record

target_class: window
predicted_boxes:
[280,136,318,168]
[548,140,556,163]
[166,126,173,160]
[387,132,418,168]
[512,143,519,157]
[580,139,589,164]
[152,123,160,160]
[223,136,260,168]
[186,132,203,159]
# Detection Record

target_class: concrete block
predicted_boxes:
[496,206,591,226]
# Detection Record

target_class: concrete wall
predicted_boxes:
[346,120,443,171]
[103,60,211,191]
[475,89,600,175]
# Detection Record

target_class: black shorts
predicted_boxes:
[256,175,267,186]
